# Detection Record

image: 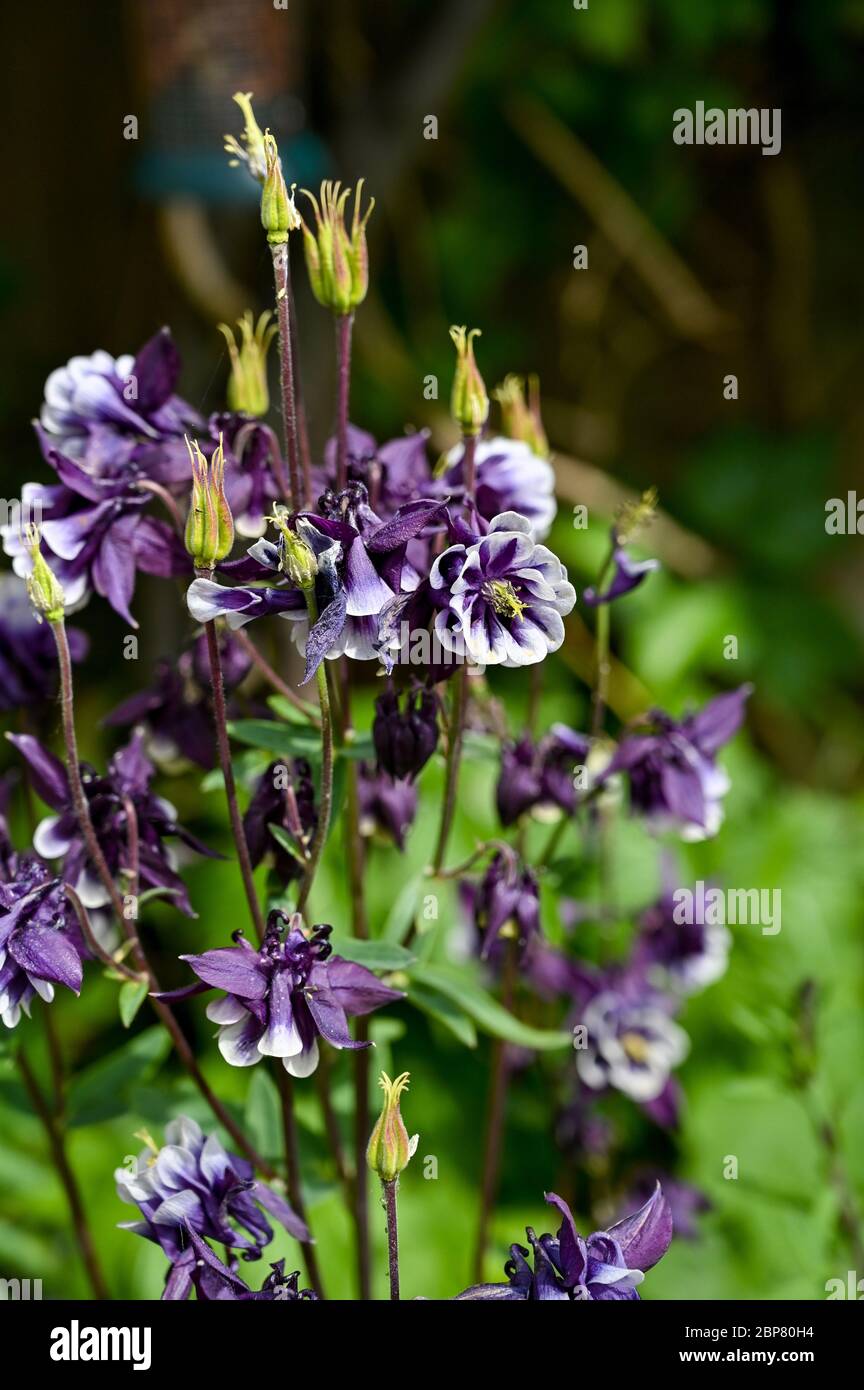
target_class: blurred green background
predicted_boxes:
[0,0,863,1300]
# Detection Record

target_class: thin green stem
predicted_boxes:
[275,1067,326,1299]
[295,600,334,915]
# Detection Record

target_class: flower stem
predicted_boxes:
[432,662,469,872]
[472,941,518,1281]
[51,619,277,1180]
[295,599,334,915]
[335,313,354,490]
[271,241,303,508]
[18,1048,108,1300]
[201,615,266,943]
[275,1067,326,1299]
[382,1178,401,1301]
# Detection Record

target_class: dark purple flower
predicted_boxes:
[357,764,417,850]
[455,1185,672,1300]
[105,633,251,771]
[442,436,557,540]
[211,414,284,538]
[601,685,752,841]
[472,851,541,961]
[181,1230,317,1301]
[9,730,217,916]
[496,724,590,826]
[322,423,434,520]
[429,513,576,668]
[0,856,84,1028]
[634,888,730,995]
[0,575,88,712]
[170,911,403,1078]
[584,528,659,606]
[243,760,317,886]
[372,687,438,781]
[115,1115,308,1300]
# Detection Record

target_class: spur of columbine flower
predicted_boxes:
[429,512,576,669]
[162,910,403,1078]
[600,685,752,841]
[469,849,541,961]
[115,1115,308,1300]
[455,1184,672,1300]
[8,730,218,916]
[186,482,445,680]
[0,853,85,1029]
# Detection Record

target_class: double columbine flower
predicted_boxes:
[169,910,403,1077]
[602,685,752,841]
[0,856,85,1029]
[575,978,690,1124]
[115,1116,308,1300]
[430,512,576,668]
[442,436,557,540]
[456,1184,672,1300]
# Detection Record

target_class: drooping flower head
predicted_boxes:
[115,1116,308,1300]
[455,1184,672,1300]
[496,724,590,826]
[9,730,218,916]
[372,687,438,782]
[0,855,85,1029]
[0,574,87,714]
[242,759,317,886]
[181,1229,318,1301]
[601,685,752,841]
[170,910,403,1078]
[470,849,541,961]
[357,764,417,850]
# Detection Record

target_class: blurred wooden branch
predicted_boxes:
[506,95,731,343]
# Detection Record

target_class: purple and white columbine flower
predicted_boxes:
[634,888,731,995]
[115,1116,308,1300]
[9,730,218,916]
[601,685,752,841]
[496,724,590,826]
[187,483,445,681]
[430,512,576,668]
[3,331,197,625]
[443,436,557,540]
[455,1185,672,1300]
[575,978,689,1124]
[583,525,660,606]
[0,856,85,1028]
[168,911,403,1077]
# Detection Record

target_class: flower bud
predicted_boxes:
[218,310,276,417]
[449,326,489,436]
[23,525,65,623]
[366,1071,417,1183]
[300,180,375,315]
[269,507,318,590]
[261,133,300,246]
[372,688,438,781]
[224,91,268,183]
[493,373,549,458]
[185,435,235,572]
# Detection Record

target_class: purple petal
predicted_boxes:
[6,734,70,809]
[605,1181,673,1271]
[180,946,268,1000]
[584,547,660,606]
[366,499,446,553]
[9,926,82,993]
[91,513,139,627]
[253,1181,310,1242]
[301,590,347,684]
[683,685,752,756]
[133,328,181,414]
[544,1192,587,1285]
[315,956,405,1015]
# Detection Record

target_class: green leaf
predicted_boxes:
[136,886,182,909]
[331,937,416,971]
[267,695,318,725]
[228,719,322,759]
[119,980,149,1028]
[381,875,424,943]
[407,980,477,1047]
[266,822,303,857]
[244,1068,284,1161]
[409,964,573,1050]
[67,1026,172,1127]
